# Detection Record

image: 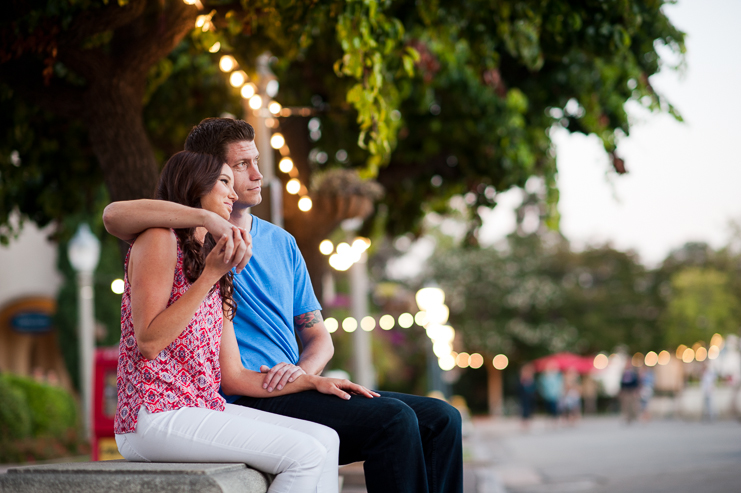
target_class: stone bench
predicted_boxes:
[0,461,270,493]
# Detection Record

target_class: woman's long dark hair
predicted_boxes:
[155,151,236,319]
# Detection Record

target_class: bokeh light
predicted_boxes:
[433,341,452,358]
[248,95,263,109]
[492,354,509,370]
[644,351,658,367]
[270,133,285,149]
[379,314,395,330]
[219,55,236,72]
[286,179,301,195]
[708,345,720,360]
[342,317,357,333]
[414,311,428,326]
[229,71,247,87]
[695,346,708,362]
[682,347,695,363]
[593,353,609,370]
[398,313,414,328]
[658,350,671,365]
[456,352,470,368]
[324,317,338,333]
[676,344,688,359]
[111,279,124,294]
[279,157,293,173]
[268,102,282,115]
[240,83,256,99]
[319,240,333,255]
[360,316,376,332]
[438,354,456,371]
[298,196,313,211]
[469,353,484,369]
[631,352,644,367]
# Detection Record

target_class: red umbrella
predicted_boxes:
[533,352,594,374]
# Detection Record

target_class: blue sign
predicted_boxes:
[10,312,53,334]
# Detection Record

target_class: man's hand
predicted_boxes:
[260,363,307,392]
[203,212,251,273]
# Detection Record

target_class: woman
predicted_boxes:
[114,151,377,493]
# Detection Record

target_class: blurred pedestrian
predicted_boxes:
[619,360,640,424]
[639,366,655,422]
[518,364,537,431]
[560,368,581,426]
[538,361,563,424]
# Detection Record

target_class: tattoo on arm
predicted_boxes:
[294,310,323,332]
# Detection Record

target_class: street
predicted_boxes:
[465,416,741,493]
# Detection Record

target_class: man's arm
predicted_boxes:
[260,309,334,392]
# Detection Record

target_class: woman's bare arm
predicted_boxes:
[103,199,233,243]
[130,228,233,360]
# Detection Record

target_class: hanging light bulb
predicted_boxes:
[229,71,247,88]
[240,83,256,99]
[249,95,263,110]
[270,133,285,149]
[286,179,301,195]
[278,157,293,173]
[298,196,313,211]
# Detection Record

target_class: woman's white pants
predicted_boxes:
[115,404,339,493]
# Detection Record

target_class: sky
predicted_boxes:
[479,0,741,266]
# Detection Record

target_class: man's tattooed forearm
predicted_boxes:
[294,310,323,332]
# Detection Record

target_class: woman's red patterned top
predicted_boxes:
[114,235,226,434]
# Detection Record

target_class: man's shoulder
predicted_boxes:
[254,217,298,250]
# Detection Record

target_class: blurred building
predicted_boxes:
[0,217,72,390]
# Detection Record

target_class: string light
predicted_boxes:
[241,83,256,99]
[319,240,334,255]
[342,317,357,332]
[111,279,124,295]
[183,0,197,4]
[229,71,247,88]
[493,354,509,370]
[269,102,282,115]
[270,133,285,149]
[286,179,301,195]
[325,318,339,333]
[279,157,294,173]
[379,314,395,330]
[219,55,237,72]
[469,353,484,369]
[208,42,221,53]
[398,313,414,328]
[248,95,263,110]
[456,352,470,368]
[298,196,313,211]
[360,316,376,332]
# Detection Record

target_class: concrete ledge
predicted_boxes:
[0,461,270,493]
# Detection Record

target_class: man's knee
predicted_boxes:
[386,400,420,436]
[428,399,463,437]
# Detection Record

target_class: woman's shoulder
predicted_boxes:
[131,228,178,259]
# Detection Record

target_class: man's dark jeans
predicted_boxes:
[235,390,462,493]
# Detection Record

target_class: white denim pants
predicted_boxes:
[115,403,339,493]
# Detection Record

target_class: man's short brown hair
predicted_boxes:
[184,118,255,162]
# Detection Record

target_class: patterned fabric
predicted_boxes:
[115,234,226,434]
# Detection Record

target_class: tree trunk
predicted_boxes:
[85,78,160,203]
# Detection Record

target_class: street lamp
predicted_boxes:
[67,223,100,441]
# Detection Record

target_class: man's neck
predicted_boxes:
[229,206,253,231]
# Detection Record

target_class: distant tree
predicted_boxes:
[662,267,741,347]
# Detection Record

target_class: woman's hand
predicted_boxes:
[203,234,235,282]
[310,375,381,400]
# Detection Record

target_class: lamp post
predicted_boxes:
[67,223,100,441]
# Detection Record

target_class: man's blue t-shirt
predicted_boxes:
[222,216,321,403]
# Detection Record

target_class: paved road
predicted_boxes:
[465,416,741,493]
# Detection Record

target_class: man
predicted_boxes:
[103,117,462,493]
